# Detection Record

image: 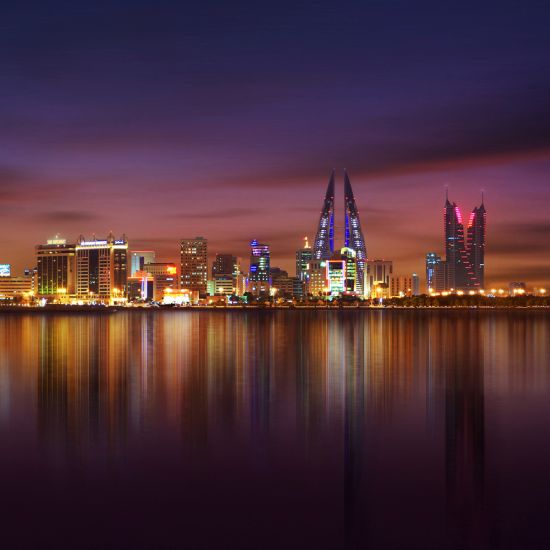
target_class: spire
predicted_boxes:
[445,185,451,206]
[344,169,353,200]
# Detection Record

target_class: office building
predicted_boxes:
[127,271,154,301]
[426,252,446,293]
[340,247,357,294]
[271,268,295,297]
[248,240,270,295]
[444,192,487,290]
[390,276,413,297]
[365,260,393,296]
[0,272,35,300]
[130,250,156,276]
[213,276,234,296]
[343,171,367,294]
[144,262,178,301]
[311,170,367,295]
[296,237,313,281]
[412,273,420,296]
[36,237,76,298]
[212,253,237,278]
[306,260,328,297]
[180,237,208,294]
[75,233,128,302]
[466,199,486,289]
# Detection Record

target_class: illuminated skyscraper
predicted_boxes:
[444,193,486,290]
[311,171,367,295]
[212,253,237,278]
[312,171,335,261]
[36,237,76,297]
[75,233,128,302]
[466,199,486,289]
[248,240,270,295]
[180,237,208,294]
[344,171,367,295]
[295,236,313,281]
[426,252,446,293]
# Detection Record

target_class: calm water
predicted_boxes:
[0,310,549,549]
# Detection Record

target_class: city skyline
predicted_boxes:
[1,179,547,290]
[2,3,550,287]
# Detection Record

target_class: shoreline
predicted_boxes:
[0,305,549,314]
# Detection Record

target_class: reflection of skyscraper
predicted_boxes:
[180,237,208,294]
[313,171,335,261]
[444,319,486,548]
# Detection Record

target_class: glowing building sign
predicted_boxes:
[0,264,10,277]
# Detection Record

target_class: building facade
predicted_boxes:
[248,240,270,296]
[36,237,76,298]
[295,236,313,281]
[75,234,128,302]
[444,194,486,290]
[180,237,208,294]
[365,260,393,296]
[130,251,156,276]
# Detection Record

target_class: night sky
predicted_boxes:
[2,1,549,286]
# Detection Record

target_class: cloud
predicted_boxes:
[35,210,102,223]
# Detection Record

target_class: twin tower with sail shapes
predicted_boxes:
[312,170,367,294]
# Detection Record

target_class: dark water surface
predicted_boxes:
[0,310,549,549]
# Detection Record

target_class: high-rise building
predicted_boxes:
[340,247,357,294]
[426,252,446,293]
[311,171,367,295]
[312,171,335,261]
[466,199,486,289]
[75,233,128,302]
[306,260,328,297]
[412,273,420,296]
[212,253,237,278]
[271,268,295,297]
[344,171,367,295]
[144,262,178,301]
[444,193,486,290]
[390,275,413,297]
[295,236,313,281]
[365,259,393,296]
[180,237,208,294]
[248,240,270,296]
[130,251,156,276]
[36,237,77,298]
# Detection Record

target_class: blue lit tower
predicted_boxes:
[312,170,335,260]
[344,171,367,294]
[248,240,270,296]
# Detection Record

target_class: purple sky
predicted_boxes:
[1,1,549,286]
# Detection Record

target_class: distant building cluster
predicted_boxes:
[2,170,545,305]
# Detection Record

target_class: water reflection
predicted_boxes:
[0,310,549,549]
